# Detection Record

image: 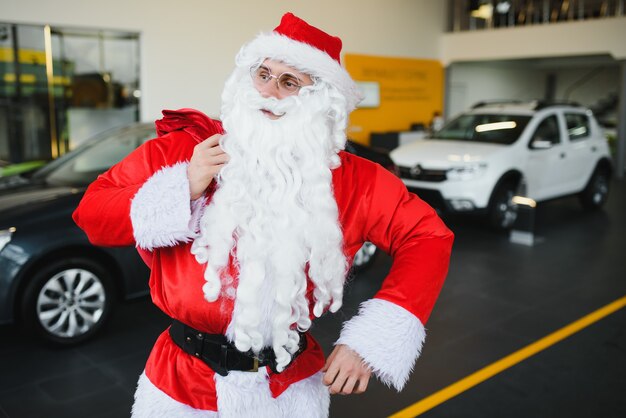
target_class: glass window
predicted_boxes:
[37,125,155,187]
[0,22,140,167]
[434,114,532,145]
[565,113,590,141]
[529,115,560,148]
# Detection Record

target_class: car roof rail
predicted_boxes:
[471,99,583,111]
[471,100,526,109]
[533,100,581,110]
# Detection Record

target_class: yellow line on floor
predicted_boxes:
[389,294,626,418]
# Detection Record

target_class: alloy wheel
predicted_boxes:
[353,242,377,269]
[591,174,609,205]
[36,268,106,339]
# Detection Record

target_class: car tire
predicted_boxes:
[579,166,610,211]
[351,242,377,272]
[20,257,115,346]
[488,180,519,230]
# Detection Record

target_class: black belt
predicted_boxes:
[168,319,306,376]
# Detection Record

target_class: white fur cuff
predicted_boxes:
[335,298,425,391]
[130,162,203,250]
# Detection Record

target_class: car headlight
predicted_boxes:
[447,163,488,181]
[0,227,16,252]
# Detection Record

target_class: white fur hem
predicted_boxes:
[215,369,329,418]
[131,370,329,417]
[335,298,426,391]
[131,372,218,417]
[130,162,204,250]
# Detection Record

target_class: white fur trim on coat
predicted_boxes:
[215,369,329,418]
[335,298,426,391]
[276,372,330,418]
[131,369,329,418]
[239,32,363,112]
[131,372,218,417]
[130,162,205,250]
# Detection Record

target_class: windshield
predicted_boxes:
[34,125,156,187]
[433,114,532,145]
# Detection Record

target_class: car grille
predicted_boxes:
[398,165,447,182]
[406,187,448,212]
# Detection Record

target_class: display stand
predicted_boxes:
[509,196,537,246]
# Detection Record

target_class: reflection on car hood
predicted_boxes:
[390,139,505,168]
[0,180,84,228]
[0,174,30,191]
[0,186,80,212]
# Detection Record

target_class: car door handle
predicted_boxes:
[560,152,566,159]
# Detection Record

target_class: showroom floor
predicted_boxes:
[1,180,625,418]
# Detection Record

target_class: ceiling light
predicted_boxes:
[471,3,494,19]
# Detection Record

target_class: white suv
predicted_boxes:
[390,101,613,229]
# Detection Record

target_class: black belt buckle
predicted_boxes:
[248,357,259,372]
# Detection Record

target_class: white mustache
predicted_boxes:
[240,87,301,117]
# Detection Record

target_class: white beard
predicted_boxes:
[190,70,349,371]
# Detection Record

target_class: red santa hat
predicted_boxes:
[240,12,363,112]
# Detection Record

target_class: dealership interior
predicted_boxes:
[1,1,625,417]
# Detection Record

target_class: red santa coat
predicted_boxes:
[73,109,453,414]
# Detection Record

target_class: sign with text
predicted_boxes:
[345,54,443,145]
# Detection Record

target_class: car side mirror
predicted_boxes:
[531,139,553,150]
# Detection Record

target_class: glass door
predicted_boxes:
[0,22,140,172]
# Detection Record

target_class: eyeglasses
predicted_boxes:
[250,64,305,94]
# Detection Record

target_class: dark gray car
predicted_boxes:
[0,124,155,345]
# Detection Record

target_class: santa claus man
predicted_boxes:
[73,12,453,418]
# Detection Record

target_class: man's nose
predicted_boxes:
[257,80,283,99]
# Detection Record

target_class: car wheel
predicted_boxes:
[20,257,115,345]
[579,167,610,210]
[488,181,518,230]
[352,242,377,271]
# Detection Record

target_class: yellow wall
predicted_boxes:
[345,54,443,145]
